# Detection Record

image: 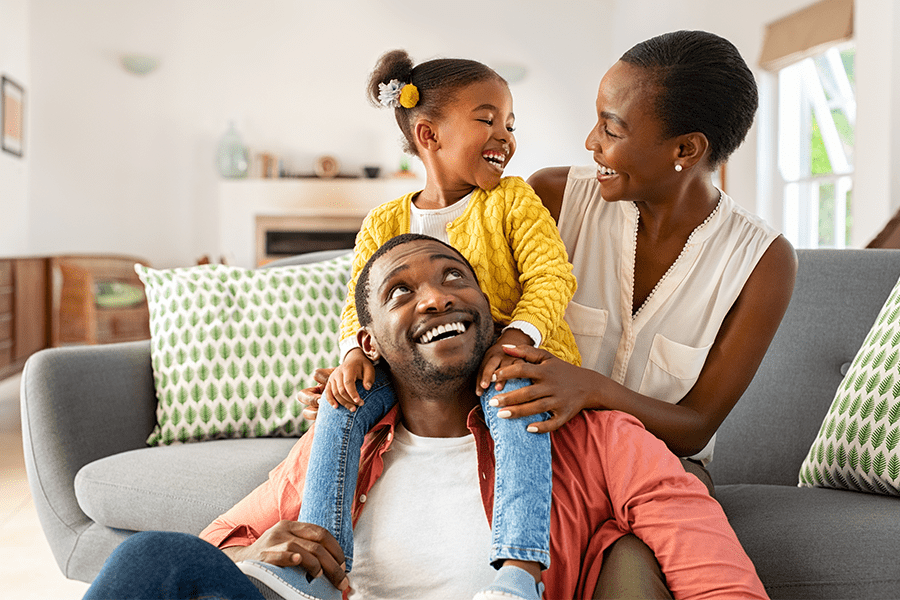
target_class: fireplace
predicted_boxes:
[255,215,360,265]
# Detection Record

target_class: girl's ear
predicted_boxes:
[675,132,710,169]
[414,119,440,152]
[357,328,381,362]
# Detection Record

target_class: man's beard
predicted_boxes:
[391,310,493,389]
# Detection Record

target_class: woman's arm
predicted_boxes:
[491,235,798,456]
[527,167,570,223]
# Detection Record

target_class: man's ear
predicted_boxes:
[674,132,710,170]
[357,327,381,362]
[414,119,440,152]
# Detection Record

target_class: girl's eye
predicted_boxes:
[478,119,493,126]
[507,125,516,133]
[389,285,411,300]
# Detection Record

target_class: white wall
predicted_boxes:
[18,0,900,266]
[0,0,30,255]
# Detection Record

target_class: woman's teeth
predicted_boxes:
[597,165,617,176]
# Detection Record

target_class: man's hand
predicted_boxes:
[297,367,334,421]
[324,349,376,410]
[475,328,532,395]
[223,520,349,592]
[487,344,600,432]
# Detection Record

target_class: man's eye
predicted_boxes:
[389,285,411,300]
[604,126,620,138]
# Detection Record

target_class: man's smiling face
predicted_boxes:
[358,238,494,389]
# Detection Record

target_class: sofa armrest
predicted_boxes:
[20,340,156,575]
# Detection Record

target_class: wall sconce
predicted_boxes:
[120,54,160,76]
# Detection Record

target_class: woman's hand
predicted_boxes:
[297,367,334,421]
[223,520,349,592]
[488,344,604,432]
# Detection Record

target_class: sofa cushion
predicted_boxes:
[74,438,299,534]
[799,273,900,494]
[136,254,352,445]
[717,484,900,599]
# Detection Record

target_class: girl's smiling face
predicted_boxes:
[431,78,516,194]
[585,61,681,203]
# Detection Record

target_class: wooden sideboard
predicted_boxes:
[0,255,151,380]
[0,257,50,379]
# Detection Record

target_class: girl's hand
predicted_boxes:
[324,349,376,410]
[297,367,334,421]
[475,329,531,395]
[489,344,603,432]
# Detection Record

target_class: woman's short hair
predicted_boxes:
[620,30,758,168]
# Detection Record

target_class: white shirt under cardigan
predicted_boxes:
[348,424,496,599]
[558,166,781,464]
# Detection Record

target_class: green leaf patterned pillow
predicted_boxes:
[135,254,352,446]
[799,274,900,494]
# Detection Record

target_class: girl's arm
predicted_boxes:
[501,178,578,361]
[489,235,797,455]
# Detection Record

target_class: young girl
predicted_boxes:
[241,50,580,600]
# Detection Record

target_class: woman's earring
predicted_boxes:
[675,164,683,172]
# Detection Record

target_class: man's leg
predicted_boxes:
[83,531,263,600]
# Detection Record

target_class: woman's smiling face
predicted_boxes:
[585,61,680,203]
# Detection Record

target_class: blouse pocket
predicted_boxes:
[638,334,712,403]
[564,301,608,369]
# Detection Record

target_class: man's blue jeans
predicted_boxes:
[299,368,552,571]
[83,531,264,600]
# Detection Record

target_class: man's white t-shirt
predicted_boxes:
[347,424,497,599]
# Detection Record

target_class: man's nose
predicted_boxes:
[417,284,454,312]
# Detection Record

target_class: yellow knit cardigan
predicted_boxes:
[340,176,581,365]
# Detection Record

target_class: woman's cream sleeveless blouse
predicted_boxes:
[558,166,780,463]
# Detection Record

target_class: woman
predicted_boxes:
[300,30,795,598]
[489,30,796,598]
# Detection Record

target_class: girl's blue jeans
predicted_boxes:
[299,367,552,571]
[83,531,264,600]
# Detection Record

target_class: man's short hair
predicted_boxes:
[354,234,478,327]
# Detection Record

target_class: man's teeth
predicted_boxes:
[597,165,617,176]
[418,322,466,344]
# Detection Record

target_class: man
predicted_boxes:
[82,234,767,600]
[200,234,766,599]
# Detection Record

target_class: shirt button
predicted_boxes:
[359,494,367,503]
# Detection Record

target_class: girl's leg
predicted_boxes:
[83,531,262,600]
[298,364,396,571]
[480,378,552,570]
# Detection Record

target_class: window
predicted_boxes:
[777,45,855,248]
[757,0,855,248]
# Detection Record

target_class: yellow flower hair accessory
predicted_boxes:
[399,83,419,109]
[378,79,419,109]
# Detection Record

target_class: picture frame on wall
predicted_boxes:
[2,75,25,158]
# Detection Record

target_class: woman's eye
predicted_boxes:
[445,269,463,281]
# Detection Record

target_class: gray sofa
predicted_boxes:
[20,248,900,598]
